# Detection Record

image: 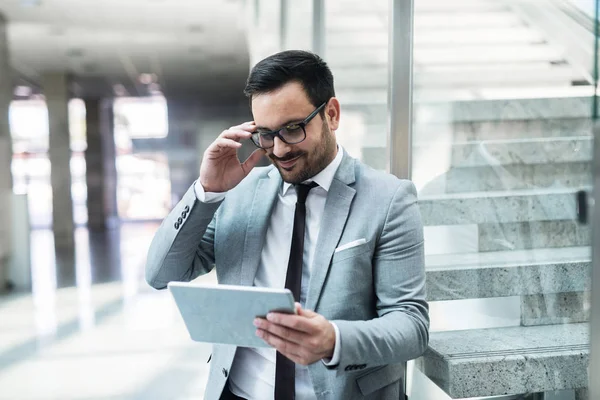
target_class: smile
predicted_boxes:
[277,156,301,170]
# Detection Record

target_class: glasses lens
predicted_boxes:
[280,125,305,144]
[252,132,273,149]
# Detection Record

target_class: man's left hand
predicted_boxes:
[254,303,336,366]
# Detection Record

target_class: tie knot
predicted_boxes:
[295,182,319,204]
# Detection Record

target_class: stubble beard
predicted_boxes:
[271,120,337,184]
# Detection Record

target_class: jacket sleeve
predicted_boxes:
[331,180,429,372]
[145,183,221,289]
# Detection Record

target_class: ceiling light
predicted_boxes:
[49,26,65,36]
[21,0,42,7]
[138,73,157,85]
[66,48,84,58]
[13,86,32,97]
[188,45,203,54]
[188,25,204,33]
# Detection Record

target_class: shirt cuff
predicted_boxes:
[194,181,227,203]
[322,322,341,366]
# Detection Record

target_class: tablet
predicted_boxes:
[168,282,296,348]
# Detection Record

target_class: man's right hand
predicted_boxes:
[199,121,265,193]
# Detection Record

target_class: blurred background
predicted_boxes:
[0,0,599,399]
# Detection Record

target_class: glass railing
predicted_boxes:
[245,0,597,397]
[410,1,594,399]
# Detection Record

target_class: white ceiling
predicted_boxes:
[0,0,251,100]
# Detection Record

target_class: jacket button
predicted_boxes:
[177,217,183,224]
[184,205,190,212]
[181,211,187,219]
[174,222,180,229]
[222,368,228,378]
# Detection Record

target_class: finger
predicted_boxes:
[208,138,242,153]
[256,329,303,358]
[266,312,315,334]
[254,318,306,345]
[241,149,265,176]
[220,129,253,142]
[297,306,318,318]
[226,122,256,134]
[230,121,255,130]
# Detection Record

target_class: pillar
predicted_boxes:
[166,97,200,205]
[42,72,74,248]
[0,13,12,194]
[0,13,12,290]
[84,98,117,230]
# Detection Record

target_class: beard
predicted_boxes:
[269,120,337,184]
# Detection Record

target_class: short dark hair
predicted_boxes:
[244,50,335,111]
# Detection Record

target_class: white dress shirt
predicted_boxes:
[194,147,344,400]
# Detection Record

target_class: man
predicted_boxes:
[146,50,429,400]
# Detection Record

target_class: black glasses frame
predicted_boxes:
[250,102,327,149]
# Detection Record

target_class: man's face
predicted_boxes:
[251,82,339,184]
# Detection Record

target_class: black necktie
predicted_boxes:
[274,182,318,400]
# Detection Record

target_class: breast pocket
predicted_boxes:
[322,241,374,318]
[330,241,372,264]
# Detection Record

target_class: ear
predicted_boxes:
[325,97,341,131]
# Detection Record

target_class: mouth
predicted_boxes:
[277,155,301,170]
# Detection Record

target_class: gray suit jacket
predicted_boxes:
[146,151,429,400]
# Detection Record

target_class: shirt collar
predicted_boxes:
[269,146,344,195]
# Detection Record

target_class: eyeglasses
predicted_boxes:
[250,102,327,149]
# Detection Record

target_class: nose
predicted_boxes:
[272,136,291,158]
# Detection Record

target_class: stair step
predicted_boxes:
[338,110,593,141]
[415,323,589,398]
[418,137,592,167]
[412,119,594,141]
[479,221,590,252]
[338,94,595,120]
[328,27,544,47]
[419,188,584,225]
[415,0,511,13]
[327,0,507,13]
[328,44,565,68]
[333,63,583,89]
[425,246,590,301]
[418,162,591,194]
[349,127,592,157]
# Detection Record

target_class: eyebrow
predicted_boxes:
[255,117,305,131]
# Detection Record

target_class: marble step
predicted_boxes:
[478,221,590,252]
[415,323,589,398]
[425,246,590,301]
[412,119,593,142]
[339,94,596,121]
[338,86,596,104]
[339,111,593,141]
[333,63,583,88]
[418,161,591,194]
[327,0,507,13]
[328,11,523,32]
[327,44,563,68]
[373,136,592,166]
[328,27,544,47]
[344,123,592,147]
[419,188,585,226]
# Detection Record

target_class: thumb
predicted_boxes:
[241,149,265,176]
[297,304,318,318]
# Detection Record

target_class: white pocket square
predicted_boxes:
[334,238,367,253]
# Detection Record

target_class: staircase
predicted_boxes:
[326,0,593,398]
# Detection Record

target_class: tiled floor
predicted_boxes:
[0,223,538,400]
[0,223,215,400]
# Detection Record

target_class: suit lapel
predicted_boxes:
[306,153,356,311]
[240,168,281,286]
